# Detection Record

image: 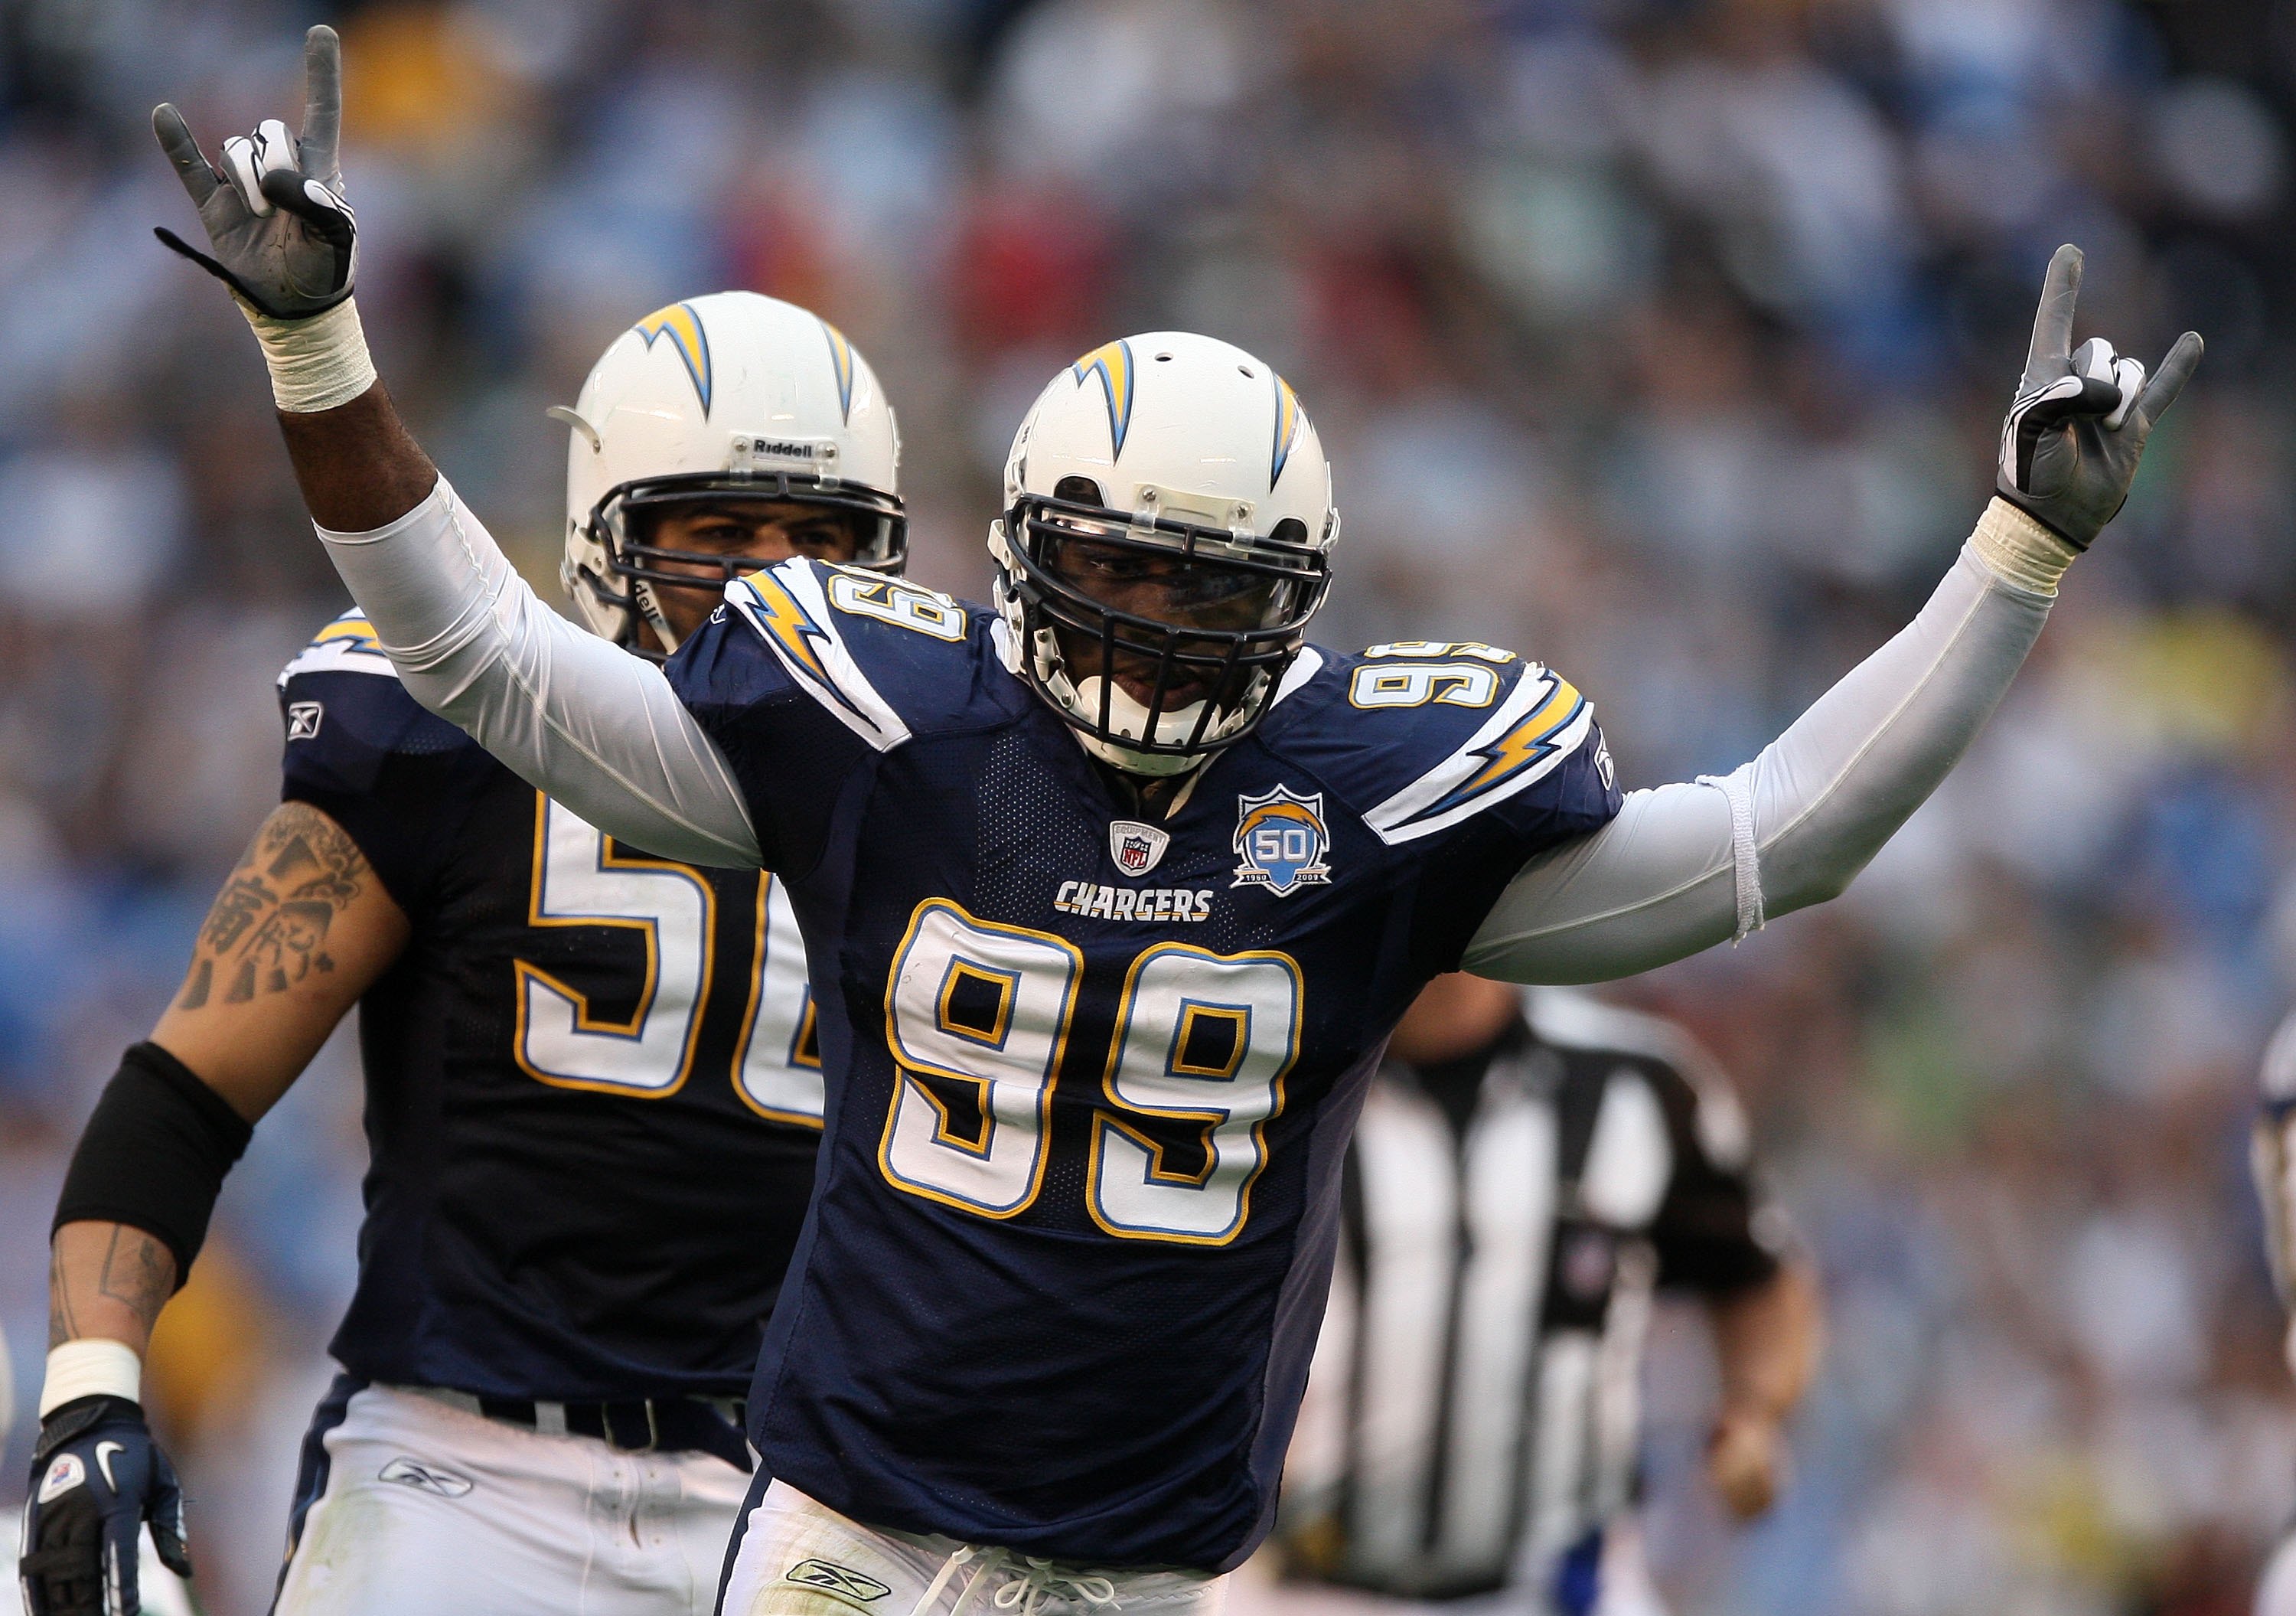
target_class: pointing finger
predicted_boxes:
[2024,243,2083,383]
[152,104,220,208]
[2133,331,2204,430]
[300,25,342,184]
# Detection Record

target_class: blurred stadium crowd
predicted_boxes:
[2,0,2292,1610]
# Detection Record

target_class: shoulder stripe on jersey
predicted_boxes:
[277,611,398,686]
[727,562,911,752]
[1363,664,1593,844]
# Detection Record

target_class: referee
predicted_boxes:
[1257,973,1823,1616]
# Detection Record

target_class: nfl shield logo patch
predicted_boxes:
[1108,819,1170,877]
[1231,786,1333,897]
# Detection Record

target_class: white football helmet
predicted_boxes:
[990,332,1339,775]
[559,291,904,654]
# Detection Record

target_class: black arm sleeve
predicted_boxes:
[52,1043,255,1284]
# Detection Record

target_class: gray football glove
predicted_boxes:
[152,25,356,319]
[1996,243,2202,550]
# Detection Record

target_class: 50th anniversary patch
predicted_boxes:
[1231,786,1332,896]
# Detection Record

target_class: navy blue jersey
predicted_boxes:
[664,563,1622,1569]
[278,611,825,1402]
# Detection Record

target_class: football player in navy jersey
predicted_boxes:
[21,290,903,1616]
[147,28,2200,1616]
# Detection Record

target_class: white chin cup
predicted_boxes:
[1069,676,1213,777]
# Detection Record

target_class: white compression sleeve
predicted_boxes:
[1463,501,2058,984]
[314,480,761,867]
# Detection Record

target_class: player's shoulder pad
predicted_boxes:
[1525,986,1751,1169]
[1261,640,1604,845]
[722,560,1005,752]
[277,608,468,759]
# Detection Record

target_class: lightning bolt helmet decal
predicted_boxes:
[822,319,856,423]
[634,302,713,416]
[1071,340,1137,460]
[1271,374,1304,485]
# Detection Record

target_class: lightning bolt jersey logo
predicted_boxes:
[279,608,396,683]
[636,302,713,415]
[726,562,912,753]
[1445,677,1583,805]
[742,571,846,704]
[1363,664,1594,843]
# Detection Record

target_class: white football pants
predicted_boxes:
[272,1382,751,1616]
[719,1480,1224,1616]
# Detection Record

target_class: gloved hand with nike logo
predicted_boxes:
[19,1394,191,1616]
[1996,243,2203,552]
[151,23,378,416]
[152,23,354,318]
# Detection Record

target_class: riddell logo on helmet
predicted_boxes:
[732,435,835,465]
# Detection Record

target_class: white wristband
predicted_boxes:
[40,1339,142,1418]
[238,295,377,413]
[1970,498,2080,599]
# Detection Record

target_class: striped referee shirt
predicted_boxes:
[1277,988,1789,1601]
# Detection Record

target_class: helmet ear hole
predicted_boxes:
[1269,517,1307,544]
[1054,475,1104,505]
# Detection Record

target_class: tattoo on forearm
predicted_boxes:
[95,1226,174,1324]
[49,1226,173,1349]
[49,1262,79,1349]
[179,804,370,1008]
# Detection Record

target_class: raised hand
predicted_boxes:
[152,24,356,319]
[1996,243,2203,550]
